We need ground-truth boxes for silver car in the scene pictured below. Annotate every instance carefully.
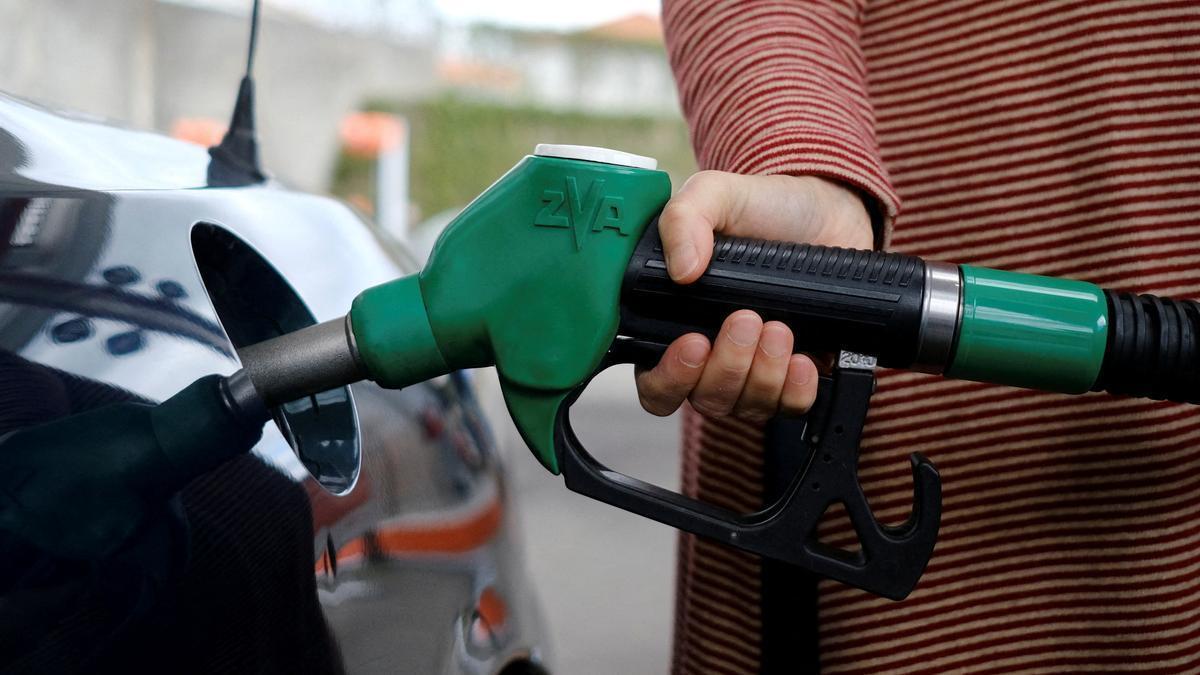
[0,92,547,674]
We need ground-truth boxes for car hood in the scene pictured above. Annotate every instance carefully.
[0,91,214,192]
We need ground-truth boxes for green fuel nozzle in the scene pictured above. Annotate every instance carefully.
[246,146,1199,463]
[121,145,1200,600]
[229,145,1200,599]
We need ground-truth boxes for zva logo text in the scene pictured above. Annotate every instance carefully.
[534,177,629,251]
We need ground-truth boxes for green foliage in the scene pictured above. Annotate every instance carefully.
[332,95,696,220]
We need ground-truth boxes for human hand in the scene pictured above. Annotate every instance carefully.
[635,171,874,423]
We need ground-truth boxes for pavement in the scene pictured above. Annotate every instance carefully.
[475,364,681,675]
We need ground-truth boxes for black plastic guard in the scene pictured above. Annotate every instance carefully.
[554,343,941,601]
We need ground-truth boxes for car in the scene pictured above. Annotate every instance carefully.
[0,89,548,674]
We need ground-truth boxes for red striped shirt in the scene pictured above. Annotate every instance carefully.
[664,0,1200,672]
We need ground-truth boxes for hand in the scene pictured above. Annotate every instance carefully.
[635,171,874,423]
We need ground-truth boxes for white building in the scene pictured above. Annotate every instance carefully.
[438,15,680,117]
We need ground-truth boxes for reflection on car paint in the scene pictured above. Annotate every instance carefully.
[105,329,144,355]
[49,316,92,343]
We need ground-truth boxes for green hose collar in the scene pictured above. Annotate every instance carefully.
[947,266,1108,394]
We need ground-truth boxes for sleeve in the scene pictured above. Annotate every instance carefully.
[662,0,899,245]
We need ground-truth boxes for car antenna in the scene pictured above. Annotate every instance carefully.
[208,0,266,186]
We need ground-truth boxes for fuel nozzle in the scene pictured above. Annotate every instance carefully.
[199,146,1200,601]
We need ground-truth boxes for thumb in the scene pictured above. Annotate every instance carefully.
[657,171,745,284]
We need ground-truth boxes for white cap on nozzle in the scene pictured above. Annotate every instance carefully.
[533,144,658,171]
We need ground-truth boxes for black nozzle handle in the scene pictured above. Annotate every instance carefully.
[620,219,932,369]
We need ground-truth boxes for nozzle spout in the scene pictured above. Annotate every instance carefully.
[237,315,366,406]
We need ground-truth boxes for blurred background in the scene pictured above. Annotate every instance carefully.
[0,1,694,671]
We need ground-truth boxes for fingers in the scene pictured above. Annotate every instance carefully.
[688,310,763,418]
[634,314,821,421]
[658,171,742,283]
[731,321,793,422]
[780,354,819,416]
[635,334,710,416]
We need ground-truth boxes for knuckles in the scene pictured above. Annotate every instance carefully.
[688,394,736,418]
[638,395,679,417]
[687,399,729,419]
[680,169,726,192]
[733,409,774,425]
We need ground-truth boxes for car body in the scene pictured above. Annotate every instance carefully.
[0,92,547,674]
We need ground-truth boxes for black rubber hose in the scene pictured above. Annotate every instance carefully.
[1093,290,1200,403]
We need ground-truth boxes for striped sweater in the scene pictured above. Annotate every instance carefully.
[663,1,1200,672]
